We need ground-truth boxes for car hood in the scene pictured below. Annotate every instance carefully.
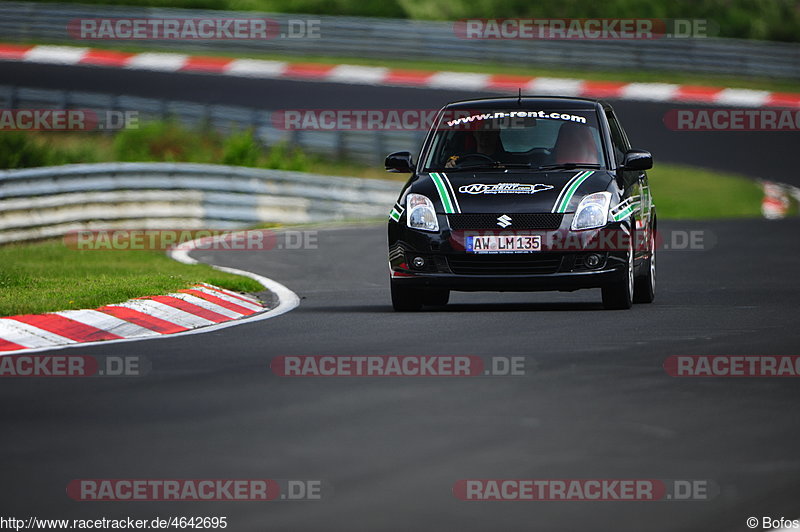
[413,170,613,214]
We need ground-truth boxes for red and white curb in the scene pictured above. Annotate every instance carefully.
[0,233,300,354]
[1,43,798,109]
[761,180,800,219]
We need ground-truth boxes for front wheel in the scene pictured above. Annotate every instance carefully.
[602,237,634,310]
[391,281,424,311]
[633,228,656,304]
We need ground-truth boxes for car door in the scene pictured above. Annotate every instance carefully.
[606,109,651,260]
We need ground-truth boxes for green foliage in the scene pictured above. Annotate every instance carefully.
[0,119,322,173]
[222,129,262,166]
[0,133,51,169]
[264,142,313,171]
[113,120,221,162]
[0,132,96,169]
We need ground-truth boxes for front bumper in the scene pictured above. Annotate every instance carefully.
[390,268,625,292]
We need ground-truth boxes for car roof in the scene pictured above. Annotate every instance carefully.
[444,96,606,111]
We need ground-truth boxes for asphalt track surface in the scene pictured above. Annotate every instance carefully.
[1,61,800,531]
[3,219,800,531]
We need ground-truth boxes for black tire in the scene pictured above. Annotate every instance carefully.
[391,281,424,311]
[423,289,450,306]
[633,225,656,304]
[602,233,634,310]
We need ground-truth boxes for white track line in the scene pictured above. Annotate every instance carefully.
[24,45,88,64]
[426,71,490,90]
[527,77,584,96]
[327,64,389,85]
[224,58,287,77]
[714,88,771,107]
[620,83,680,102]
[125,52,188,71]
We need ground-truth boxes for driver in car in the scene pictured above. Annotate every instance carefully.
[444,127,508,168]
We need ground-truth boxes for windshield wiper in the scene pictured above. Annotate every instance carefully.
[537,163,602,171]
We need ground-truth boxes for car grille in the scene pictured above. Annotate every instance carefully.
[447,213,563,231]
[447,253,563,275]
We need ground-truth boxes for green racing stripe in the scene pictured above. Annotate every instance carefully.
[553,171,594,213]
[430,172,457,214]
[610,206,634,222]
[610,196,641,222]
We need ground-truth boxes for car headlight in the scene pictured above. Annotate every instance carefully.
[406,193,439,232]
[571,192,612,231]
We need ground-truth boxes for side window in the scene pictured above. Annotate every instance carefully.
[605,111,630,167]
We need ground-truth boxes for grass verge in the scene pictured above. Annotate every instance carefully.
[0,240,264,316]
[648,164,762,219]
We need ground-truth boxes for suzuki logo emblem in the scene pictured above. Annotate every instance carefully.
[496,215,512,228]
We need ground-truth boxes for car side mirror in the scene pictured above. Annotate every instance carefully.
[385,151,415,173]
[622,149,653,171]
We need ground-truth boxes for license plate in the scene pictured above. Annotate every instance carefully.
[466,235,541,253]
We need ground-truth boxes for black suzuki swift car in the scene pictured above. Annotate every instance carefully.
[386,96,656,311]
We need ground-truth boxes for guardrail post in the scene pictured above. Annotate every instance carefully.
[160,99,169,121]
[60,89,71,111]
[335,130,345,160]
[8,86,18,110]
[374,131,386,167]
[202,103,212,130]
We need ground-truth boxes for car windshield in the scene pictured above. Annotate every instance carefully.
[422,108,605,172]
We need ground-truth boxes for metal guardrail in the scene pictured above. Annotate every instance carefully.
[0,162,402,243]
[0,84,425,166]
[1,1,799,79]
